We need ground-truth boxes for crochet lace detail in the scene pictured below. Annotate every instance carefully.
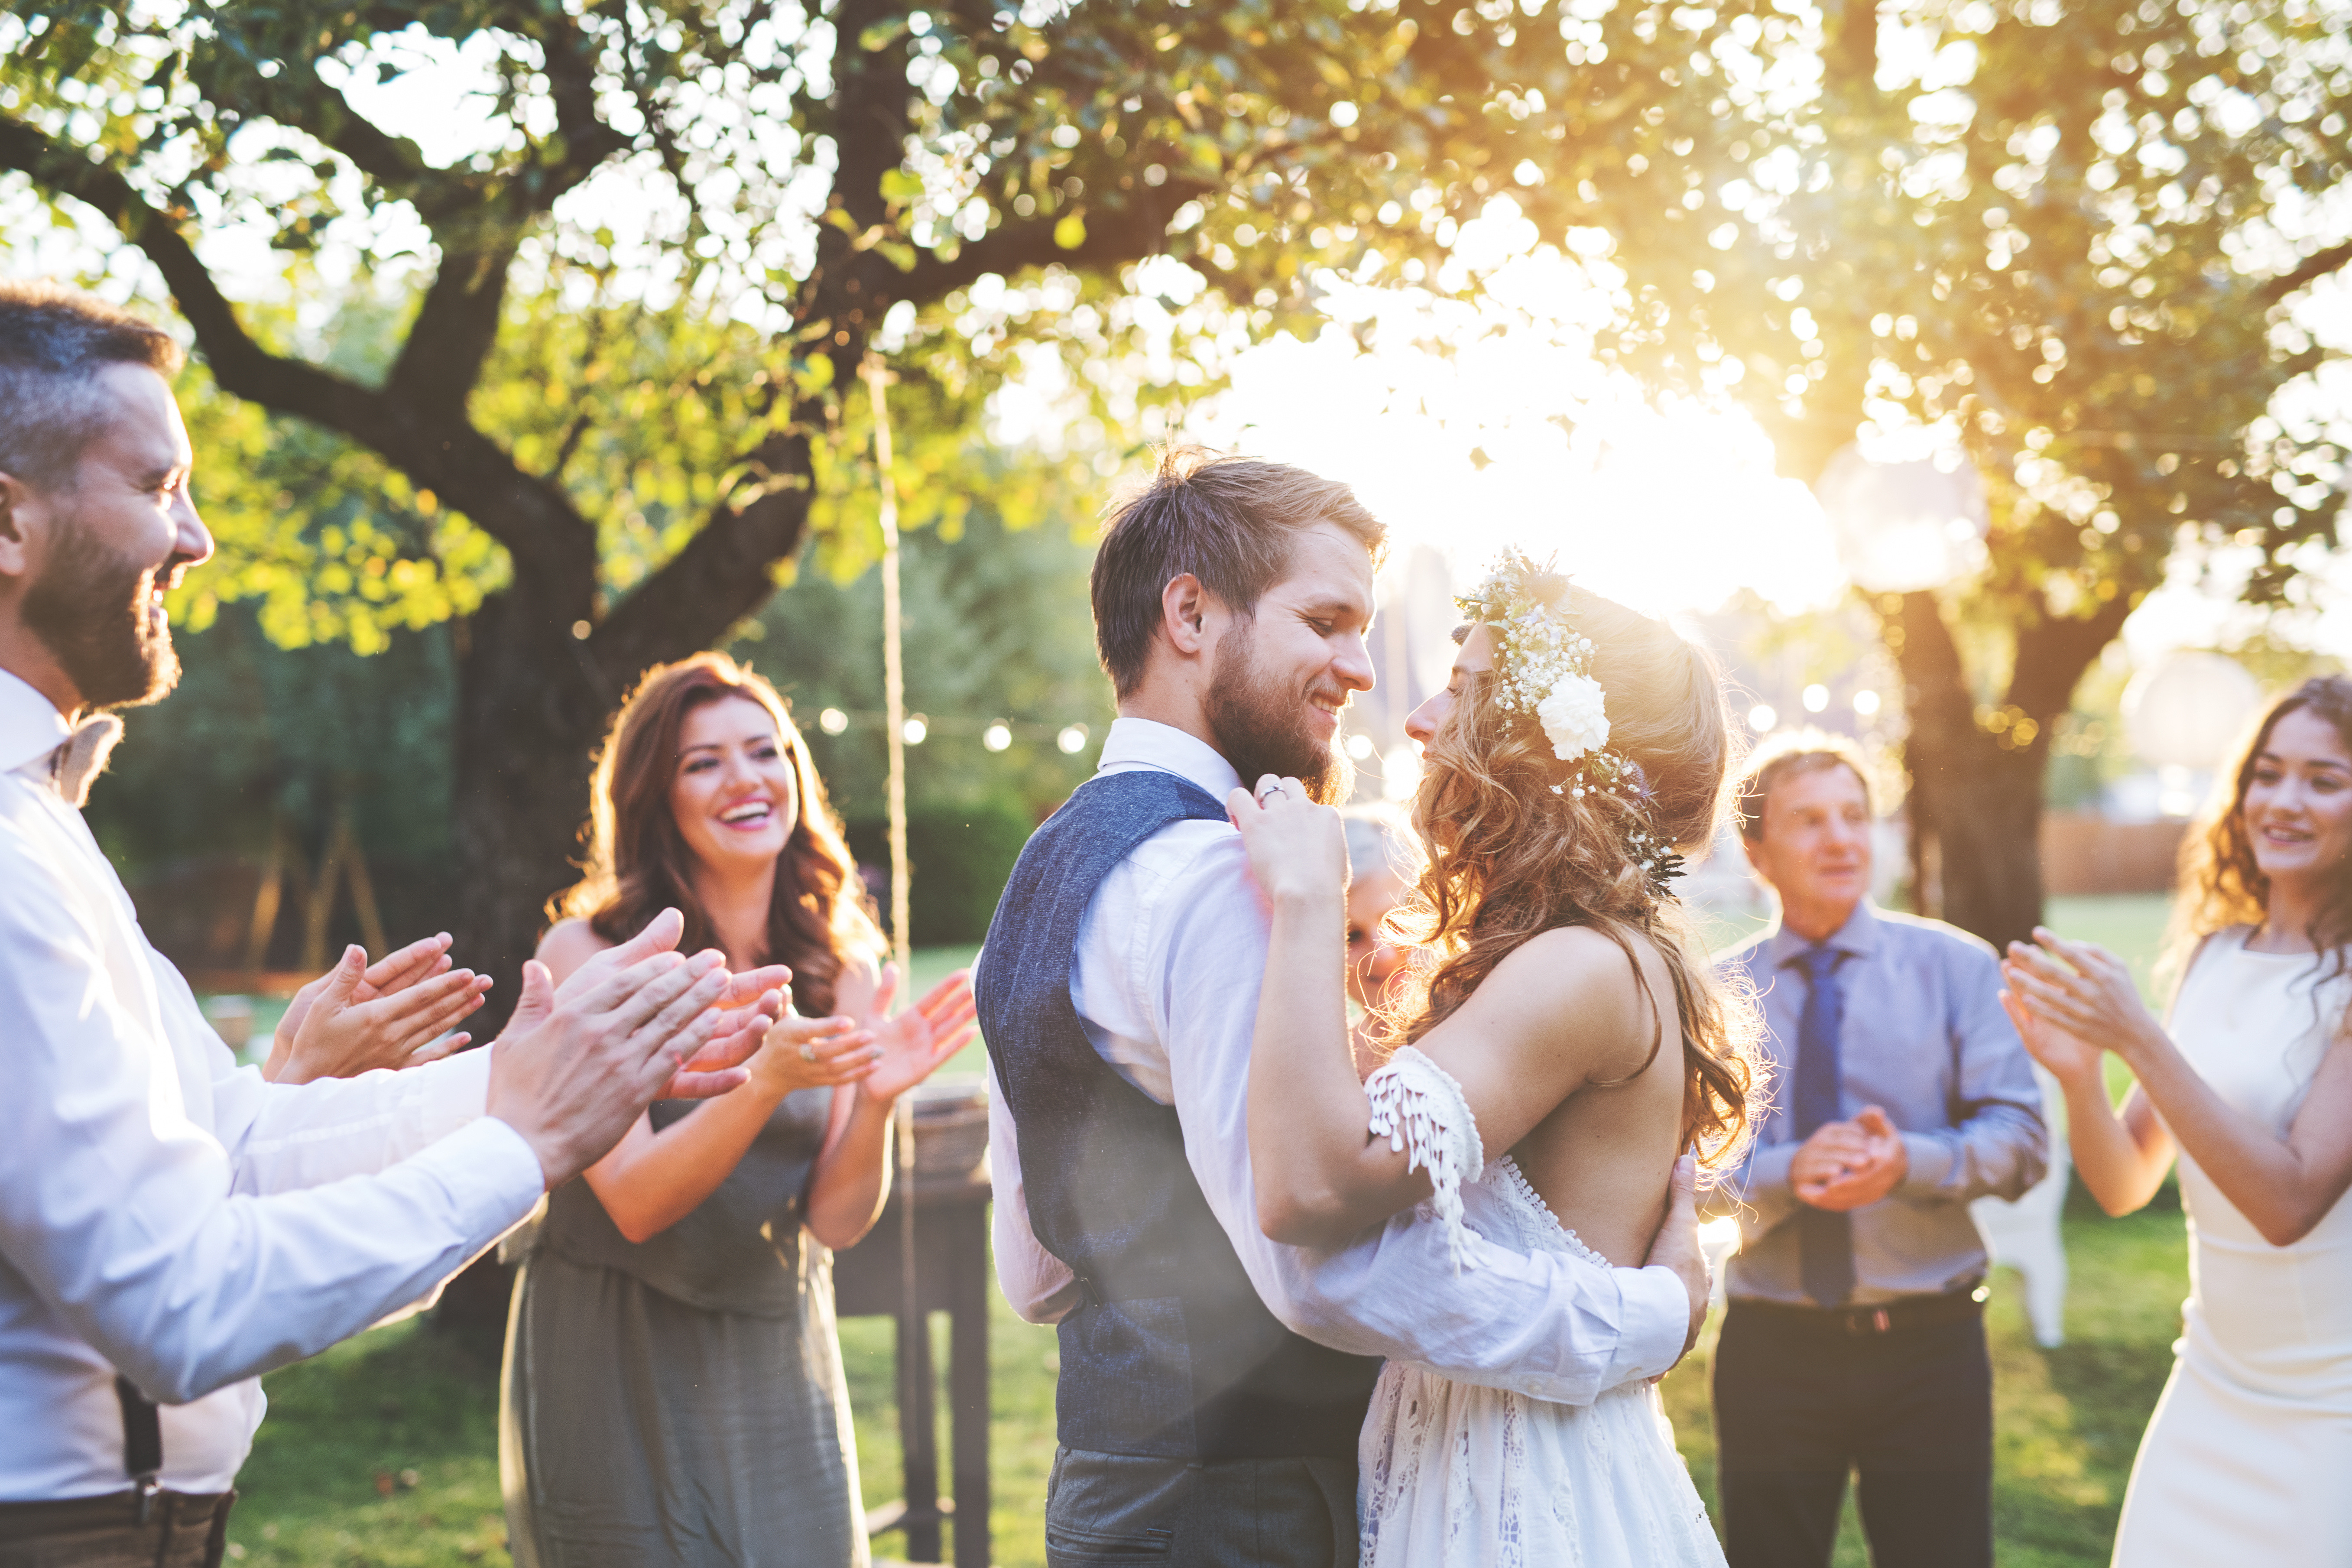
[1493,1154,1612,1269]
[1364,1046,1487,1272]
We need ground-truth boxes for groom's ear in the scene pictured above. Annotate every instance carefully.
[1161,572,1215,657]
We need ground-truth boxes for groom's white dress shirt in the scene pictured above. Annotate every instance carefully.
[0,669,547,1501]
[985,716,1688,1406]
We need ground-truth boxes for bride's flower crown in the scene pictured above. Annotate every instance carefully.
[1455,549,1686,896]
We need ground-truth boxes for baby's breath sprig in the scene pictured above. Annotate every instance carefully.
[1459,549,1685,899]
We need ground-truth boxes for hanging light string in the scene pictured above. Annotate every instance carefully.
[811,707,1094,755]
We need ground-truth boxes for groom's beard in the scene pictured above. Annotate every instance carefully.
[1204,620,1354,806]
[23,502,181,711]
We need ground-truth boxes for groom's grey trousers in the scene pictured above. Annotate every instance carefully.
[1044,1448,1356,1568]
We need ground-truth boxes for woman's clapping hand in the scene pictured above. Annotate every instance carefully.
[857,965,979,1103]
[749,974,881,1097]
[1999,927,2165,1082]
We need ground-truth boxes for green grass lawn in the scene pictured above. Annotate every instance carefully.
[225,1209,2190,1567]
[226,907,2194,1566]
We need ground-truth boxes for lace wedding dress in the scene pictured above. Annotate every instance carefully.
[1356,1049,1727,1568]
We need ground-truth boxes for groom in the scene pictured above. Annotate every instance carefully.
[977,448,1711,1567]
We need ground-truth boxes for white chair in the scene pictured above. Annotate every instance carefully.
[1969,1065,2071,1347]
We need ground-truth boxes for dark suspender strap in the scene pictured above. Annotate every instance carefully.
[116,1374,162,1502]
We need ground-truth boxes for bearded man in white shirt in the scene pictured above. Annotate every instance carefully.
[0,280,784,1565]
[975,447,1712,1567]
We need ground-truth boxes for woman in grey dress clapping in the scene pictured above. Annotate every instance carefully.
[502,652,977,1568]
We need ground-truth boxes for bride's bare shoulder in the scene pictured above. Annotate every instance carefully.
[536,916,612,987]
[1482,925,1657,1023]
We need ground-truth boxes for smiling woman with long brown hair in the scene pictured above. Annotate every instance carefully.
[2003,675,2352,1565]
[500,652,976,1568]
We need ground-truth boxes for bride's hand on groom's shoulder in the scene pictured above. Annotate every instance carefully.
[1227,774,1346,909]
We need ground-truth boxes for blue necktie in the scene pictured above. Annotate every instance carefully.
[1791,942,1856,1307]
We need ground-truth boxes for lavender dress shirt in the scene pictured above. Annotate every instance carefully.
[1706,900,2048,1306]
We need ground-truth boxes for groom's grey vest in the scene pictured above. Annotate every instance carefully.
[978,769,1382,1461]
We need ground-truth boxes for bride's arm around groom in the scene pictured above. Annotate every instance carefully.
[990,805,1707,1398]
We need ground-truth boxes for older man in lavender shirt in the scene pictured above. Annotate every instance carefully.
[1705,732,2046,1568]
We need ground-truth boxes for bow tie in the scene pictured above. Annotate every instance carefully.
[50,713,123,808]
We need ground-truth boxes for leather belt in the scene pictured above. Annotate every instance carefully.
[1732,1283,1989,1336]
[0,1489,235,1567]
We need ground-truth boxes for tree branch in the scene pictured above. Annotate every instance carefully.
[594,423,818,675]
[0,111,385,436]
[383,13,628,410]
[0,110,600,600]
[894,179,1212,305]
[2007,593,2138,720]
[2259,239,2352,305]
[384,238,522,411]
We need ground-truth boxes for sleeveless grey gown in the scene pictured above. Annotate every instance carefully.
[500,1088,867,1568]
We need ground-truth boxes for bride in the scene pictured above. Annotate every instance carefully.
[1229,552,1762,1567]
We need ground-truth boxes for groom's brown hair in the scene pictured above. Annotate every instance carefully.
[1090,446,1384,698]
[0,280,182,490]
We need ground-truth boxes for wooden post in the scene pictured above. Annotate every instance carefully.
[245,815,295,976]
[867,356,941,1559]
[865,357,913,982]
[947,1188,992,1568]
[895,1094,941,1561]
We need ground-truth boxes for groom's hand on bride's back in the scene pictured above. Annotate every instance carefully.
[1643,1154,1709,1370]
[485,909,787,1188]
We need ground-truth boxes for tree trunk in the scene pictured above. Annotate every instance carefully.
[448,591,623,1029]
[1884,589,2131,950]
[1901,698,2052,951]
[431,590,618,1337]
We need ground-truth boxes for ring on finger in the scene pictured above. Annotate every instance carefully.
[800,1041,818,1062]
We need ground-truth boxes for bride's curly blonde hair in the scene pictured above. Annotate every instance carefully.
[1377,582,1765,1172]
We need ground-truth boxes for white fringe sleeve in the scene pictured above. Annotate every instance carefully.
[1363,1046,1487,1272]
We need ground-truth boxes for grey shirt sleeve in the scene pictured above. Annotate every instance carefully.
[1898,942,2048,1205]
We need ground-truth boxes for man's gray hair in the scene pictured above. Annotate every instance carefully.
[1341,803,1419,882]
[1736,727,1878,842]
[0,280,183,491]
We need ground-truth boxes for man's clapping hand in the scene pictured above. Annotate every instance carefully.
[1792,1106,1909,1211]
[266,932,493,1084]
[486,909,786,1189]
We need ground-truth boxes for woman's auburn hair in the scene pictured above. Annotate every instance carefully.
[1377,584,1765,1173]
[2164,673,2352,1002]
[548,652,880,1018]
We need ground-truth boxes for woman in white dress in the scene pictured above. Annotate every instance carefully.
[1229,552,1763,1568]
[2000,675,2352,1568]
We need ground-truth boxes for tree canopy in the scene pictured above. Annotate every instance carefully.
[5,0,2349,957]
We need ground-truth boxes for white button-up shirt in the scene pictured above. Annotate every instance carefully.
[986,717,1687,1407]
[0,669,546,1500]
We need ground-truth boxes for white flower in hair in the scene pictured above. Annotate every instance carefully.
[1455,547,1687,899]
[1535,671,1611,763]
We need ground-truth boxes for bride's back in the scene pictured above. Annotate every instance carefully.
[1511,928,1702,1266]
